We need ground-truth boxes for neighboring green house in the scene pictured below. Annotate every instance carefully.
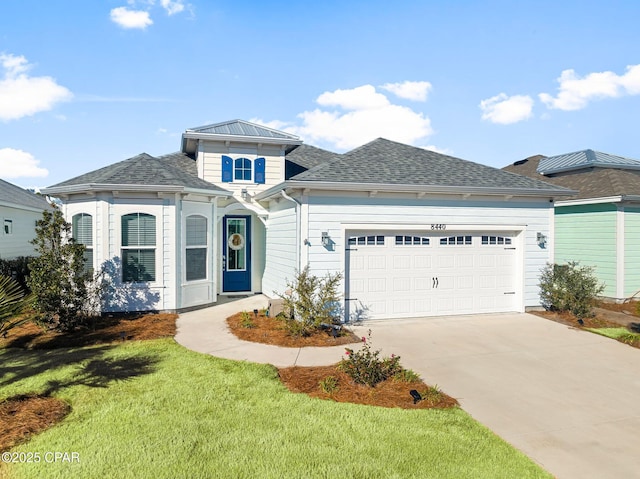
[504,149,640,300]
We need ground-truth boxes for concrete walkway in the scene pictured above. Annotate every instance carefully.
[176,296,640,479]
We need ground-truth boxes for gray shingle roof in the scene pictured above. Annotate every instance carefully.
[292,138,570,192]
[0,179,51,210]
[504,155,640,200]
[186,119,299,141]
[285,144,340,179]
[538,149,640,175]
[44,152,227,193]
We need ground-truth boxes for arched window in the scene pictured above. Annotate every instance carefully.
[234,157,252,181]
[186,215,207,281]
[121,213,156,282]
[72,213,93,273]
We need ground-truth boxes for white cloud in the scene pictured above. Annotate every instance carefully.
[479,93,534,125]
[0,54,72,121]
[110,7,153,29]
[0,148,48,178]
[316,85,390,110]
[254,84,433,151]
[160,0,185,15]
[380,81,432,101]
[421,144,453,155]
[539,64,640,110]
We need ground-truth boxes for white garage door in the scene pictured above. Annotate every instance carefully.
[346,231,518,320]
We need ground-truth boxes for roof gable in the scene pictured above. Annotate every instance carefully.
[43,152,228,195]
[538,149,640,175]
[291,138,570,193]
[0,179,51,211]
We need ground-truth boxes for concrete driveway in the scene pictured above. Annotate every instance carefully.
[359,313,640,479]
[177,298,640,479]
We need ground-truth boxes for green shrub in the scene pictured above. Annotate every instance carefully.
[539,261,604,318]
[393,368,420,383]
[240,311,255,329]
[276,266,342,337]
[27,209,97,331]
[319,376,339,394]
[0,256,32,291]
[338,330,402,387]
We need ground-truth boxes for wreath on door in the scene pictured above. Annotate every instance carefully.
[228,233,245,251]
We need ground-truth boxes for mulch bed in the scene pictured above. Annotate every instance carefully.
[0,313,177,349]
[531,303,640,349]
[279,365,458,409]
[0,395,70,453]
[226,312,360,347]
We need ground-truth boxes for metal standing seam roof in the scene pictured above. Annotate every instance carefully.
[537,149,640,175]
[185,119,300,141]
[43,152,229,194]
[0,178,52,210]
[291,138,572,192]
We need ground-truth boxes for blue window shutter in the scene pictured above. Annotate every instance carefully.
[255,157,266,184]
[222,155,233,182]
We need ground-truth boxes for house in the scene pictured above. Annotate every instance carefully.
[0,179,52,260]
[504,149,640,301]
[42,119,572,319]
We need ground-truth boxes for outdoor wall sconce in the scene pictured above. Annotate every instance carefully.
[321,231,331,247]
[537,232,547,247]
[241,188,249,201]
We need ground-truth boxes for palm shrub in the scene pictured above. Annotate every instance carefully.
[276,266,343,337]
[539,261,604,318]
[0,274,33,337]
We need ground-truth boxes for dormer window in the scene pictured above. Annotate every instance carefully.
[222,155,265,184]
[234,158,252,181]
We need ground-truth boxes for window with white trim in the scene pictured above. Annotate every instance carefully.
[440,235,472,245]
[72,213,93,273]
[121,213,156,282]
[348,235,385,246]
[3,219,12,235]
[395,235,430,245]
[186,215,207,281]
[481,235,512,245]
[234,158,252,181]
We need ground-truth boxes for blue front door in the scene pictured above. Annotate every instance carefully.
[222,215,251,292]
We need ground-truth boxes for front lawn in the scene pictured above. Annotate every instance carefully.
[0,339,550,479]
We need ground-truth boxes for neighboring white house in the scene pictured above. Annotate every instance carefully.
[0,179,52,260]
[43,120,573,319]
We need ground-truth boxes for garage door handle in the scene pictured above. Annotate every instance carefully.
[345,248,358,251]
[504,292,515,295]
[432,277,439,288]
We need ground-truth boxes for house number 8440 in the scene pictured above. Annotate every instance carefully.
[431,224,446,230]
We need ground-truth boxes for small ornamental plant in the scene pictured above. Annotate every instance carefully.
[338,330,402,387]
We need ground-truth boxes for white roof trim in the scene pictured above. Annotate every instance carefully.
[254,180,575,201]
[41,183,231,197]
[556,195,640,206]
[181,131,302,146]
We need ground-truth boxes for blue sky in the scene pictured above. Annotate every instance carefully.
[2,0,640,188]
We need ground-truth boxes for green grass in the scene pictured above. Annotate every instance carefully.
[586,327,640,344]
[1,339,551,479]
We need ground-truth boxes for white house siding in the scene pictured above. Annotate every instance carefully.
[301,193,553,312]
[624,207,640,298]
[262,200,297,298]
[180,200,217,309]
[0,205,43,259]
[65,196,174,312]
[198,141,285,198]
